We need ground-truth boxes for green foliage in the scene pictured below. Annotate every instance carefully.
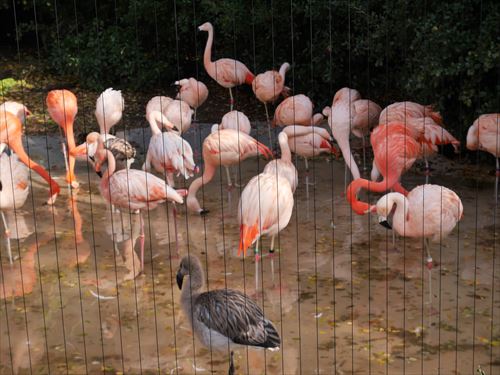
[0,78,33,96]
[2,0,499,131]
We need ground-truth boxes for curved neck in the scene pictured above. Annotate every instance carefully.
[187,162,216,212]
[389,193,409,226]
[282,125,313,138]
[279,136,292,163]
[64,122,76,150]
[347,175,400,215]
[337,139,360,180]
[103,150,116,178]
[146,111,162,135]
[203,26,214,68]
[279,63,290,80]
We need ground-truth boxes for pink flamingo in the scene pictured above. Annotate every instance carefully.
[146,96,173,119]
[199,22,255,110]
[238,171,294,288]
[46,89,80,188]
[162,99,194,134]
[466,113,500,196]
[186,129,272,214]
[347,122,422,215]
[322,87,381,180]
[252,62,290,139]
[0,101,32,122]
[273,94,323,127]
[0,111,60,205]
[174,78,209,120]
[94,147,186,272]
[376,101,459,176]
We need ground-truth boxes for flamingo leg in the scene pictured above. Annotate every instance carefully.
[1,212,12,265]
[225,166,233,188]
[269,235,275,283]
[61,142,71,192]
[139,211,145,271]
[424,238,433,305]
[254,237,260,291]
[229,88,234,111]
[264,103,272,146]
[362,135,367,172]
[173,203,179,255]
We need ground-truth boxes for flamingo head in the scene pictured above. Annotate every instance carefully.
[176,255,202,290]
[198,22,213,32]
[374,194,399,228]
[0,101,32,124]
[333,87,361,105]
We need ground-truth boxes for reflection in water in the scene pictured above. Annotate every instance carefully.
[0,148,499,374]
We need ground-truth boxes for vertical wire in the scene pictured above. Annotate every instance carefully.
[288,1,303,372]
[47,1,71,371]
[308,0,320,371]
[93,1,126,371]
[327,1,338,373]
[401,1,407,373]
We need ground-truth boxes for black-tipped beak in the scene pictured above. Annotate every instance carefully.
[176,271,184,290]
[200,208,210,216]
[95,170,103,178]
[0,180,3,191]
[173,126,180,132]
[378,216,392,229]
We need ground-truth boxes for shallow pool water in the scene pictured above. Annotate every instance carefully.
[1,124,499,374]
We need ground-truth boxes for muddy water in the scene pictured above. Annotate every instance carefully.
[1,125,499,374]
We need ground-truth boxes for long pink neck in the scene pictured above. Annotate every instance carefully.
[203,27,214,71]
[187,162,216,212]
[346,175,400,215]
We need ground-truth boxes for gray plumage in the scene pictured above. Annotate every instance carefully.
[103,137,136,170]
[176,255,280,351]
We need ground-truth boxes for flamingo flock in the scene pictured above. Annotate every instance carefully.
[1,20,498,369]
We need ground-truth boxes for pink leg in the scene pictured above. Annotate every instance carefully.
[173,204,179,254]
[139,211,145,271]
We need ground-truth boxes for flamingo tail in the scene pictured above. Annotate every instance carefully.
[255,141,273,159]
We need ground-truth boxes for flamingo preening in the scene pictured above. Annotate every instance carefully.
[347,122,422,215]
[94,146,186,272]
[46,89,79,188]
[186,128,272,214]
[175,78,209,120]
[322,87,381,181]
[199,22,254,111]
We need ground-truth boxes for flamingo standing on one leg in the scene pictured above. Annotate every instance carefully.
[199,22,255,111]
[322,87,381,181]
[346,122,423,215]
[466,113,500,198]
[252,62,291,140]
[273,94,323,127]
[174,78,209,120]
[187,129,272,215]
[372,184,463,301]
[0,111,60,204]
[94,147,186,273]
[46,89,80,189]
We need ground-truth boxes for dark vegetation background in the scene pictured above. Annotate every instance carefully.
[0,0,499,140]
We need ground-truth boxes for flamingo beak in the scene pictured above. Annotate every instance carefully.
[0,180,3,191]
[72,142,88,157]
[176,271,184,290]
[378,215,392,229]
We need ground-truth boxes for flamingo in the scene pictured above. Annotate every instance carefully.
[186,129,272,214]
[0,111,60,205]
[238,172,294,288]
[199,22,255,110]
[174,78,209,120]
[346,122,422,215]
[143,110,197,186]
[373,184,463,301]
[466,113,500,197]
[322,87,382,181]
[94,146,186,272]
[146,95,173,118]
[73,88,136,170]
[211,110,252,187]
[272,94,323,127]
[0,101,32,123]
[46,89,80,188]
[376,101,460,176]
[252,62,291,140]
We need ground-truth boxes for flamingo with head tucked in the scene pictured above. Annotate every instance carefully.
[347,122,422,215]
[174,78,208,120]
[273,94,323,127]
[322,87,381,181]
[46,89,80,188]
[0,110,60,205]
[199,22,254,111]
[187,129,272,214]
